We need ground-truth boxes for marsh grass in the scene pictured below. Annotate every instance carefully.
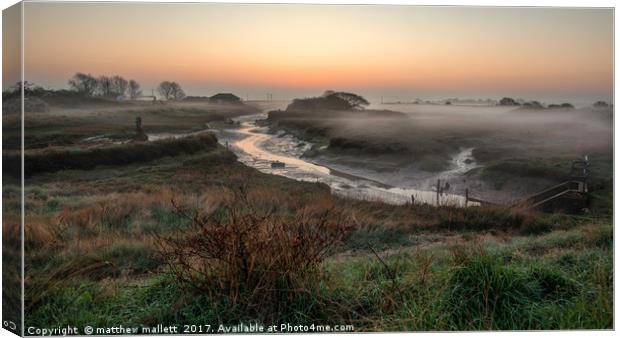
[5,134,218,178]
[13,135,611,331]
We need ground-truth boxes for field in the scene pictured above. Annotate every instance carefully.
[2,96,613,332]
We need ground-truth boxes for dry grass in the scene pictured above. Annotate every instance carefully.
[3,214,21,244]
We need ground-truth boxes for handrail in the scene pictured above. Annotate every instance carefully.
[521,181,583,205]
[466,180,586,210]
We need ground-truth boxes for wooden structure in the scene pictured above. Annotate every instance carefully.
[465,156,590,212]
[271,161,285,169]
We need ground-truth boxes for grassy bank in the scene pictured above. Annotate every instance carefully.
[6,137,610,331]
[2,99,259,150]
[1,99,611,332]
[4,134,218,178]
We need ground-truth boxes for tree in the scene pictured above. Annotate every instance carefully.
[499,97,519,106]
[593,101,609,108]
[320,90,369,109]
[68,72,98,96]
[97,75,113,97]
[111,75,129,97]
[157,81,185,100]
[287,91,369,111]
[128,80,142,99]
[522,101,543,109]
[330,91,370,109]
[322,90,336,97]
[3,81,45,100]
[10,81,34,93]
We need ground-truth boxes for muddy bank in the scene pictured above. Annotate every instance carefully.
[219,114,478,206]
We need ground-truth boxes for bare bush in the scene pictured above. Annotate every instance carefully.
[156,186,353,318]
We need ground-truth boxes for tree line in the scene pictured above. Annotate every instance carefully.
[499,97,575,109]
[68,72,185,100]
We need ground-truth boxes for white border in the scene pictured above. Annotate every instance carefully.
[0,1,616,338]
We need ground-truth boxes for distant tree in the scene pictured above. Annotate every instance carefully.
[522,101,543,109]
[97,75,114,97]
[111,75,129,97]
[157,81,174,100]
[157,81,185,100]
[499,97,519,106]
[9,81,34,93]
[287,91,369,111]
[2,81,43,100]
[322,90,336,97]
[5,81,47,96]
[68,72,98,96]
[330,92,370,109]
[593,101,609,108]
[128,80,142,99]
[320,90,370,109]
[560,103,574,109]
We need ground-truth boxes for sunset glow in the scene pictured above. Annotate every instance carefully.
[16,3,613,103]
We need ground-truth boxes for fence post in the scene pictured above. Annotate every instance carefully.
[465,188,469,207]
[436,179,440,206]
[411,195,415,206]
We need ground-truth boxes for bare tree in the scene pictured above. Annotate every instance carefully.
[111,75,129,97]
[157,81,185,100]
[499,97,520,106]
[97,76,114,97]
[68,73,98,96]
[128,79,142,99]
[157,81,174,100]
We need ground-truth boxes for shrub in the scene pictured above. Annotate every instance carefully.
[156,186,353,321]
[4,134,218,178]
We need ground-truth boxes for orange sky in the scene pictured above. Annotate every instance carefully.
[8,3,614,103]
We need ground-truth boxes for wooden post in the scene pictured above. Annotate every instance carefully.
[411,195,415,206]
[465,188,469,207]
[436,179,440,206]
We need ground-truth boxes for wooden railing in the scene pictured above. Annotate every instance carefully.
[518,181,584,208]
[465,156,589,210]
[465,180,586,210]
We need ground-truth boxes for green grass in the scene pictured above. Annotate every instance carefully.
[346,225,411,251]
[5,134,218,178]
[25,240,613,332]
[24,217,613,331]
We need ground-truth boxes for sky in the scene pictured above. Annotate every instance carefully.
[6,2,614,105]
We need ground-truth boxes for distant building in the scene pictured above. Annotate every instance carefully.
[183,96,211,102]
[209,93,242,104]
